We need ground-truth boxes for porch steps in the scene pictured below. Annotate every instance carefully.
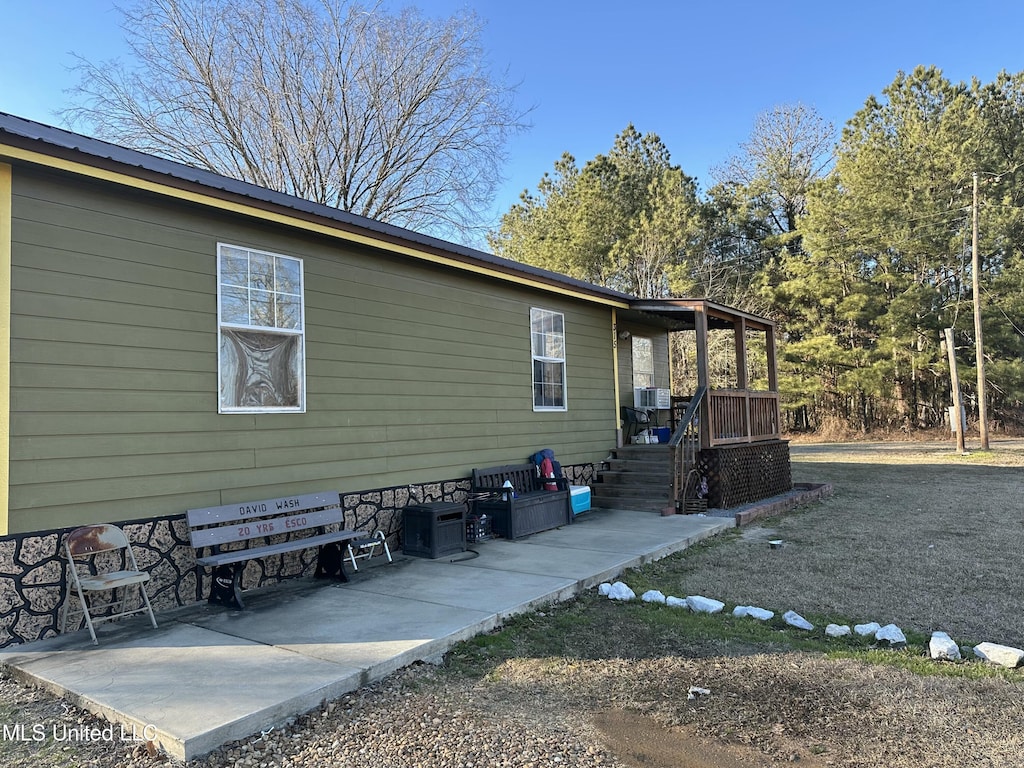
[593,444,674,512]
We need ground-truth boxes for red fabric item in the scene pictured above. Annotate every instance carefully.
[541,457,558,491]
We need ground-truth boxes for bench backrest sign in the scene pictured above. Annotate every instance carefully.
[187,492,343,549]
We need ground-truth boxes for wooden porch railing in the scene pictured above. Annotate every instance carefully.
[707,389,781,446]
[666,387,781,510]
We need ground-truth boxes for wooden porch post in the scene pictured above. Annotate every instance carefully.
[733,317,748,390]
[694,303,711,450]
[766,321,781,437]
[766,322,779,391]
[734,317,750,441]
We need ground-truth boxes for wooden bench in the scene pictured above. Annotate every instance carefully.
[187,491,361,609]
[471,463,571,540]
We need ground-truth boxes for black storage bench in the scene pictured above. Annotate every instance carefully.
[471,463,571,540]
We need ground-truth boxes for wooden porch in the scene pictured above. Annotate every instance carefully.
[609,299,791,511]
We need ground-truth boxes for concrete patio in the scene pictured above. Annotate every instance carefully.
[0,508,732,761]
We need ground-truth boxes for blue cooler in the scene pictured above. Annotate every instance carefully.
[569,485,591,515]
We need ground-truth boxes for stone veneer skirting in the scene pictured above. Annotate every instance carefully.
[0,464,596,648]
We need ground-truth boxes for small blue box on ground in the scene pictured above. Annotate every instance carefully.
[570,485,591,515]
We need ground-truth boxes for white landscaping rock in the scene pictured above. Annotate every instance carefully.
[929,631,962,661]
[973,642,1024,669]
[641,589,667,604]
[598,582,611,596]
[826,624,852,638]
[854,622,881,637]
[686,595,725,614]
[733,605,774,621]
[666,596,688,609]
[783,610,814,630]
[875,624,907,648]
[606,582,636,601]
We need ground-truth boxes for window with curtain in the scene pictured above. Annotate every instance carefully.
[217,244,305,413]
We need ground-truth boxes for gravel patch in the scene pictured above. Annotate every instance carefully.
[4,648,1024,768]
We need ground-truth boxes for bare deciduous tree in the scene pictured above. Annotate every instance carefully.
[63,0,526,237]
[713,103,836,235]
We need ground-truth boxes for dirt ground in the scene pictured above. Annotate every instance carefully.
[2,440,1023,767]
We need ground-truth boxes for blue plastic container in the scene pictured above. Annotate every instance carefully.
[569,485,591,515]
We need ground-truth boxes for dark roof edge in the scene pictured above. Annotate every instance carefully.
[0,111,634,304]
[629,298,775,327]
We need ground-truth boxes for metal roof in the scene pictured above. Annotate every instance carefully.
[0,111,635,305]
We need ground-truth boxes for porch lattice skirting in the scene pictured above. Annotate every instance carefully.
[696,440,792,509]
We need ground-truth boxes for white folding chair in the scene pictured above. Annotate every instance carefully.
[345,530,393,572]
[60,524,158,645]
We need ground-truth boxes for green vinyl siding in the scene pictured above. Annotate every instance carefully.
[0,163,10,536]
[7,167,615,533]
[616,326,671,408]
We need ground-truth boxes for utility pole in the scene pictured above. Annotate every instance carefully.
[972,172,990,450]
[944,327,966,455]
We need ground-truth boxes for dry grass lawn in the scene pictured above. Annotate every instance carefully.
[672,439,1024,647]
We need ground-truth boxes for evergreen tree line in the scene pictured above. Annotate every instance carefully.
[489,66,1024,436]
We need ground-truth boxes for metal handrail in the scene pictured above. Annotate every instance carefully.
[668,386,706,447]
[668,386,706,510]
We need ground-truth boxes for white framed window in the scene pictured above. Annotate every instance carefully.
[217,243,306,413]
[530,307,566,411]
[632,336,654,389]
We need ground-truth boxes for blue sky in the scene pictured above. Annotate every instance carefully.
[3,1,1024,237]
